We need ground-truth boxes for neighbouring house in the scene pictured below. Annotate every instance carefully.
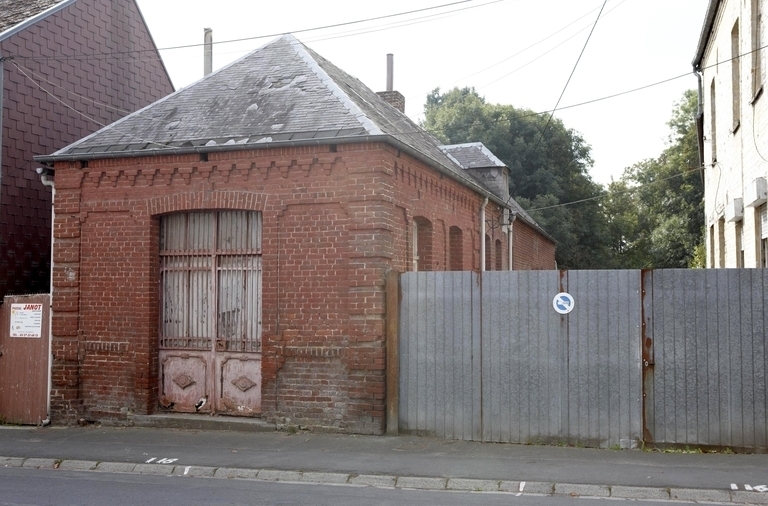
[694,0,768,268]
[35,34,555,433]
[0,0,174,300]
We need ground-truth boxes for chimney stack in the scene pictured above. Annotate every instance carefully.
[204,28,212,76]
[377,53,405,113]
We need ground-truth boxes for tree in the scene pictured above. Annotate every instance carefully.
[603,90,703,268]
[422,87,612,269]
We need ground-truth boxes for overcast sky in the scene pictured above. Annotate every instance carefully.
[134,0,709,186]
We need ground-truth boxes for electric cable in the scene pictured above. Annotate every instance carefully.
[524,163,703,212]
[8,0,488,62]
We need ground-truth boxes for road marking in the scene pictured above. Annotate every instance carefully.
[516,481,526,496]
[145,457,178,464]
[184,466,191,475]
[739,484,768,492]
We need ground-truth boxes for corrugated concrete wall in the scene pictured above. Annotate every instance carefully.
[645,269,768,450]
[399,269,768,450]
[399,272,481,440]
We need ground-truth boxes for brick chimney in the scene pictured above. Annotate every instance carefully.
[377,53,405,113]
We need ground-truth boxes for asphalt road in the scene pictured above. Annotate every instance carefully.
[0,467,710,506]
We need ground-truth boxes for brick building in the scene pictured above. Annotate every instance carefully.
[0,0,174,300]
[694,0,768,267]
[36,35,555,433]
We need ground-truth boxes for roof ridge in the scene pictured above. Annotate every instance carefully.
[287,36,383,137]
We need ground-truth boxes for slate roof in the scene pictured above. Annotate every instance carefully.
[440,142,506,170]
[0,0,68,37]
[39,35,513,203]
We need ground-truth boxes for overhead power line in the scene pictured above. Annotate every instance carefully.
[9,0,487,62]
[526,0,608,162]
[524,164,703,213]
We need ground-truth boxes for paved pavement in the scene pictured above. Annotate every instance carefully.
[1,415,767,503]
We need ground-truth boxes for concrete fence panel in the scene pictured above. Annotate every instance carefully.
[398,268,767,450]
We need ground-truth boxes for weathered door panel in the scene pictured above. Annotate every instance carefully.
[159,352,210,413]
[0,294,50,425]
[217,354,261,415]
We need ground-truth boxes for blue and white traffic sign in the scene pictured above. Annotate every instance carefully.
[552,292,574,314]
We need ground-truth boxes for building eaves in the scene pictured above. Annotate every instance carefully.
[0,0,75,42]
[692,0,722,69]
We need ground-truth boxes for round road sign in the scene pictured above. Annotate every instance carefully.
[553,292,574,314]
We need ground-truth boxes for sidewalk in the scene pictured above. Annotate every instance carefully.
[1,416,767,503]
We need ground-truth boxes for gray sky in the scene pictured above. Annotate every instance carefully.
[135,0,709,186]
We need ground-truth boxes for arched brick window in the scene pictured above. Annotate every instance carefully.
[449,226,463,271]
[157,210,263,415]
[413,217,433,271]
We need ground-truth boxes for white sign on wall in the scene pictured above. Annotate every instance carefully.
[552,292,575,315]
[10,303,43,338]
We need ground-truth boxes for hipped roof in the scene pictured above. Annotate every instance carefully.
[38,34,523,209]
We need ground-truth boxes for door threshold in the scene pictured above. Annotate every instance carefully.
[131,413,275,433]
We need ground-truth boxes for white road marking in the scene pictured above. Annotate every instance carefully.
[731,484,738,490]
[184,466,191,475]
[516,481,526,496]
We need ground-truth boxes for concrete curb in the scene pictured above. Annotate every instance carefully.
[4,455,768,503]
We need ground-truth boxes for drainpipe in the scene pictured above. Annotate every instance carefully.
[36,167,54,426]
[693,66,706,178]
[480,197,488,271]
[507,212,517,270]
[694,67,704,117]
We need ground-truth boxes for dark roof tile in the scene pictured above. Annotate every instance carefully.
[41,34,540,226]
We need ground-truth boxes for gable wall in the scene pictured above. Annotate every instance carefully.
[0,0,174,300]
[48,140,554,433]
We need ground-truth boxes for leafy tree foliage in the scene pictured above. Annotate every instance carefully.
[422,87,611,268]
[604,90,703,268]
[422,87,703,270]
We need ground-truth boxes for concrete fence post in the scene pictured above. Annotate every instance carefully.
[386,269,400,435]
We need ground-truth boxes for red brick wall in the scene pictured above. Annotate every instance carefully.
[512,220,557,270]
[0,0,173,300]
[49,141,553,433]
